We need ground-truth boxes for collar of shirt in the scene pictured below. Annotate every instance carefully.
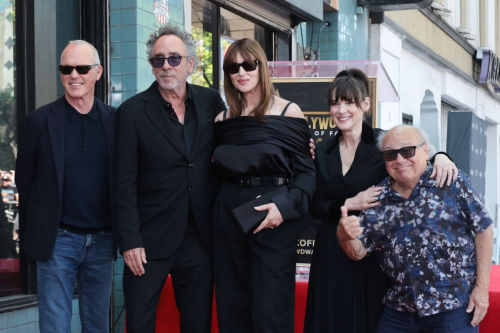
[376,163,437,202]
[65,98,99,123]
[154,81,193,110]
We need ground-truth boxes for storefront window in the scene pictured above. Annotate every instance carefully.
[191,0,215,89]
[219,8,272,97]
[0,0,19,297]
[191,0,275,97]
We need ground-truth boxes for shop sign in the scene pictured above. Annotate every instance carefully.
[154,0,169,24]
[478,49,500,93]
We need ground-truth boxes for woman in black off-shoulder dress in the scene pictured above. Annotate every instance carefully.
[212,38,315,333]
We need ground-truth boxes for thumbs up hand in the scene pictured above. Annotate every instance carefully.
[337,206,363,241]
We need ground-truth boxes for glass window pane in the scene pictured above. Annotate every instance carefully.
[0,1,20,297]
[191,0,215,89]
[219,8,273,94]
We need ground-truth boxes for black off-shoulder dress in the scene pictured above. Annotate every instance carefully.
[212,112,315,333]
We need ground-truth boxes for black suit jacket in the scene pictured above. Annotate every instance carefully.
[15,97,117,261]
[114,82,226,260]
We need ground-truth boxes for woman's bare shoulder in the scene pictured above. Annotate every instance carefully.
[283,103,304,119]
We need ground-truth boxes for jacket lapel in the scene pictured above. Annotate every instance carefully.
[189,84,208,159]
[97,100,115,189]
[325,122,377,178]
[142,84,188,158]
[325,130,344,177]
[47,97,66,201]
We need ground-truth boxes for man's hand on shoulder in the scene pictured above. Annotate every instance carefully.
[123,247,147,276]
[214,111,225,122]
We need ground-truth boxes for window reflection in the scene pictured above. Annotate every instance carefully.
[191,0,214,89]
[0,1,19,297]
[219,9,272,98]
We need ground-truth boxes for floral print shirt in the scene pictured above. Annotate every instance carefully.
[358,164,492,316]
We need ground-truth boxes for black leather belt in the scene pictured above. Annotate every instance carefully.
[225,176,288,187]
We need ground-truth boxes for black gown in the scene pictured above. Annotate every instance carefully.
[303,122,390,333]
[212,114,315,333]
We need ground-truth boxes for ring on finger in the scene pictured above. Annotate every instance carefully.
[270,226,275,229]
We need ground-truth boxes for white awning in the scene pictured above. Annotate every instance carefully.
[267,60,399,102]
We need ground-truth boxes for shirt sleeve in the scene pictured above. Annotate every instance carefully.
[271,146,316,221]
[309,165,347,220]
[455,170,493,233]
[358,210,378,254]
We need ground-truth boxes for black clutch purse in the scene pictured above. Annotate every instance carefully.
[231,186,288,234]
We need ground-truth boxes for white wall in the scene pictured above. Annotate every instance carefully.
[399,49,442,147]
[443,0,461,29]
[371,24,402,130]
[441,72,476,110]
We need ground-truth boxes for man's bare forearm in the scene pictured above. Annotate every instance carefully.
[475,225,493,290]
[339,238,367,261]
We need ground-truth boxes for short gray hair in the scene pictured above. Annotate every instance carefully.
[61,40,100,65]
[146,24,197,68]
[377,125,436,156]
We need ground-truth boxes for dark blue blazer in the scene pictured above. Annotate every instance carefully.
[15,96,117,261]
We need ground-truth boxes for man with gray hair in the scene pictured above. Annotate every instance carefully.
[16,40,116,332]
[337,125,493,332]
[115,24,226,332]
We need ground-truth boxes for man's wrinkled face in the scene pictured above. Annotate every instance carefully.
[381,127,429,186]
[151,35,194,92]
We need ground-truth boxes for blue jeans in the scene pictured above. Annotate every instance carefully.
[37,229,113,333]
[376,305,479,333]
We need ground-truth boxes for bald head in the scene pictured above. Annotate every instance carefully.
[379,125,430,188]
[60,40,100,65]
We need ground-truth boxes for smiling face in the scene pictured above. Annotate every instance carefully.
[382,126,429,187]
[60,43,102,105]
[229,52,260,95]
[329,93,369,133]
[151,34,194,93]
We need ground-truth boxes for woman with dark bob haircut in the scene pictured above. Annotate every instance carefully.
[212,38,316,333]
[303,68,458,333]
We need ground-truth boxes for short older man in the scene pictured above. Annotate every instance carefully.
[338,125,493,332]
[16,41,116,332]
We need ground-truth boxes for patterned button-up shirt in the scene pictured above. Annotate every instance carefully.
[359,164,492,317]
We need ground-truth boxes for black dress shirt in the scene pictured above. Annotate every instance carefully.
[60,100,111,233]
[154,82,198,158]
[154,83,198,226]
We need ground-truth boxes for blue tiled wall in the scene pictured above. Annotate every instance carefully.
[298,0,369,61]
[0,299,81,333]
[109,0,184,107]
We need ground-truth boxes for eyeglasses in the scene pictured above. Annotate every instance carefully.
[223,60,259,75]
[149,55,190,68]
[380,142,426,162]
[59,64,99,75]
